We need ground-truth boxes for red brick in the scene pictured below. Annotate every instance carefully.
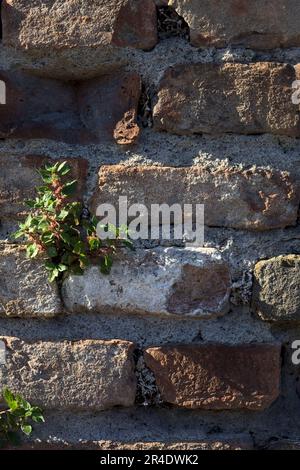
[144,344,281,410]
[91,165,299,231]
[2,0,157,51]
[169,0,300,49]
[153,62,300,137]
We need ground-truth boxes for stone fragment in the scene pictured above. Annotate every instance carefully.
[252,255,300,322]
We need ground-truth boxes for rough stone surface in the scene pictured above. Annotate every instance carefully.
[0,243,62,318]
[153,62,300,137]
[62,247,231,318]
[168,0,300,49]
[9,439,252,450]
[78,73,141,145]
[144,344,281,410]
[0,70,141,144]
[2,1,157,71]
[0,155,87,222]
[252,255,300,322]
[91,165,299,231]
[0,337,137,410]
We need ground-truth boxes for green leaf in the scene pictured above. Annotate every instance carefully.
[62,180,77,196]
[26,244,39,259]
[3,388,18,410]
[57,161,71,176]
[44,261,56,270]
[25,199,36,208]
[21,424,32,436]
[61,231,73,245]
[13,229,25,240]
[15,394,31,411]
[47,246,58,258]
[31,407,45,424]
[57,264,68,272]
[48,269,59,283]
[73,240,85,255]
[100,255,113,275]
[88,237,101,251]
[57,209,69,220]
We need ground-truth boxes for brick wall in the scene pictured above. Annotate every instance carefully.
[0,0,300,450]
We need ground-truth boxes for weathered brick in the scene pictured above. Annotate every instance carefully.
[0,155,87,222]
[168,0,300,49]
[0,337,136,410]
[91,165,299,231]
[252,255,300,322]
[144,344,281,410]
[153,62,300,137]
[0,70,141,144]
[2,1,157,68]
[62,247,231,319]
[0,244,62,318]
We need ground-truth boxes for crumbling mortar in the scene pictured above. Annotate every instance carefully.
[133,348,162,407]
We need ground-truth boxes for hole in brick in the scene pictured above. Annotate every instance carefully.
[134,349,161,406]
[157,5,190,41]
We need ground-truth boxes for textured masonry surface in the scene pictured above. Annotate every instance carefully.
[92,165,300,231]
[144,344,281,410]
[0,337,137,410]
[167,0,300,49]
[0,0,299,450]
[62,247,231,318]
[153,62,300,137]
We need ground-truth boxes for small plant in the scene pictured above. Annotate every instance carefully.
[14,161,132,282]
[0,388,44,447]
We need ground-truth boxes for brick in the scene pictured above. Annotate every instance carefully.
[144,344,281,410]
[0,243,62,318]
[168,0,300,49]
[252,255,300,322]
[62,247,231,319]
[2,1,157,60]
[0,155,87,222]
[0,337,136,410]
[0,70,141,144]
[153,62,300,137]
[91,165,299,231]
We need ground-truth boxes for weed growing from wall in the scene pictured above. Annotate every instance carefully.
[14,161,132,282]
[0,388,44,447]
